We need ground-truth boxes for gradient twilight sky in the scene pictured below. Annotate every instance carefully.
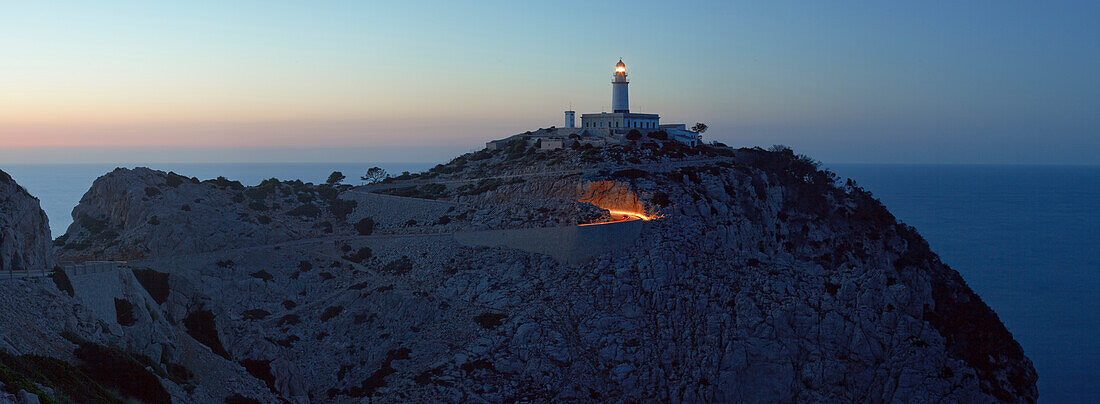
[2,1,1097,164]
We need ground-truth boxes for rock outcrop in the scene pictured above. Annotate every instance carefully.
[0,170,52,272]
[56,168,358,262]
[30,142,1038,402]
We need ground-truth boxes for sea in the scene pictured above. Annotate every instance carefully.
[2,162,1097,402]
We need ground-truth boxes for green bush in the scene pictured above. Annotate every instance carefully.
[355,218,375,235]
[646,130,668,141]
[0,350,120,404]
[329,199,358,219]
[380,256,413,275]
[287,204,321,218]
[320,306,343,322]
[474,312,506,329]
[651,191,671,207]
[72,342,170,403]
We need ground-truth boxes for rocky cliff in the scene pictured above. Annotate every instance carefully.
[5,141,1037,403]
[0,170,52,272]
[0,170,275,403]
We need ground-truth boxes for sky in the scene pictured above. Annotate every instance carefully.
[1,1,1097,165]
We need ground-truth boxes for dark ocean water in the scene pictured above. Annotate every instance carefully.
[2,162,1096,402]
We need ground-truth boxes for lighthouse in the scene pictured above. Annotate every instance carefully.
[487,58,702,151]
[612,59,629,113]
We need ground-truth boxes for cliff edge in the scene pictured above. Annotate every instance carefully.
[0,169,52,272]
[39,141,1038,402]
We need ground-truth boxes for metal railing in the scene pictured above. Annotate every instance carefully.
[57,260,128,276]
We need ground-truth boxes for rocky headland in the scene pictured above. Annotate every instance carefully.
[0,141,1037,403]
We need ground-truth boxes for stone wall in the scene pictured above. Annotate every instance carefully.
[455,219,646,264]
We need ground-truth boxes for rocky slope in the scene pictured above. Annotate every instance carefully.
[56,168,359,262]
[5,140,1037,402]
[0,170,52,272]
[0,170,275,403]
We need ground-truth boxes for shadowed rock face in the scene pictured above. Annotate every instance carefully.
[47,145,1037,403]
[577,180,649,216]
[0,169,52,271]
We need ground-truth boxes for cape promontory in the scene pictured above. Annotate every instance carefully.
[1,142,1037,402]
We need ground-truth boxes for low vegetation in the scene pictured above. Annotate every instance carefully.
[474,312,507,330]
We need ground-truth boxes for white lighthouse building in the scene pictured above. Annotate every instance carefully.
[580,60,660,131]
[487,59,700,150]
[612,59,629,113]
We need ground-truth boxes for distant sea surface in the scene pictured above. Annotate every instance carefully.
[3,162,1097,402]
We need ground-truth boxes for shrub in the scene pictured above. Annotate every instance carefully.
[356,247,372,261]
[249,270,273,281]
[202,176,242,190]
[473,312,506,329]
[320,306,343,322]
[72,342,171,403]
[360,167,389,184]
[626,129,641,140]
[0,350,120,403]
[165,363,193,383]
[647,130,668,141]
[164,172,187,187]
[380,256,413,275]
[328,199,357,219]
[287,204,321,218]
[651,191,671,207]
[326,171,346,186]
[242,309,270,320]
[277,314,300,326]
[244,187,269,200]
[355,218,375,235]
[344,246,372,264]
[77,214,110,234]
[611,169,647,179]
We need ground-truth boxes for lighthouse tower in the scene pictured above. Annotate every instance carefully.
[612,59,629,113]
